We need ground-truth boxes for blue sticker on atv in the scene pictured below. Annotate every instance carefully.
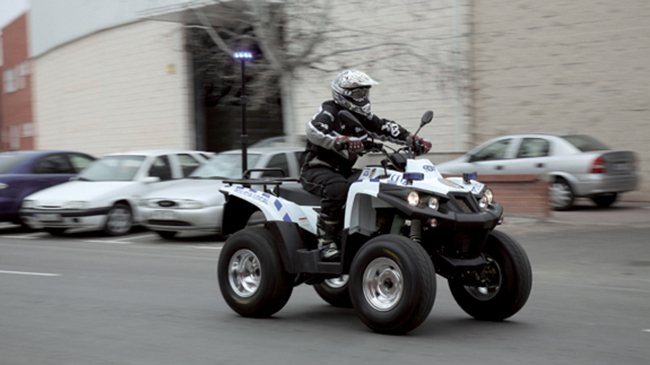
[423,165,435,172]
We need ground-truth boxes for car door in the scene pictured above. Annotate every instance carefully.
[463,137,518,174]
[504,137,553,174]
[261,152,290,178]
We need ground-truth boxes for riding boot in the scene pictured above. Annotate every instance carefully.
[317,215,339,260]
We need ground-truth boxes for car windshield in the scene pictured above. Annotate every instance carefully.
[0,154,30,174]
[190,153,261,179]
[77,155,145,181]
[561,135,610,152]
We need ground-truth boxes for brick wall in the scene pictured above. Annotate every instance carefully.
[445,174,551,218]
[1,14,34,151]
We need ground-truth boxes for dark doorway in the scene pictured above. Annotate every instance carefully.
[188,27,284,153]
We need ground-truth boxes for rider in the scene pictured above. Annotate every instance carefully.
[300,70,431,259]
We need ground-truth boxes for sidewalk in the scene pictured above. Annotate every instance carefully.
[504,199,650,227]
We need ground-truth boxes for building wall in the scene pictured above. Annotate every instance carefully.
[290,0,472,152]
[471,0,650,199]
[33,20,194,157]
[1,14,34,151]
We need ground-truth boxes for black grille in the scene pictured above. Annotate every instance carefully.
[451,194,477,213]
[147,220,191,227]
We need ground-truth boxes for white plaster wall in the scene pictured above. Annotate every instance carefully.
[33,21,193,157]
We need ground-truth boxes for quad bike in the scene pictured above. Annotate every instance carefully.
[217,110,532,334]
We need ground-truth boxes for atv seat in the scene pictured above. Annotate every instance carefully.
[277,182,322,206]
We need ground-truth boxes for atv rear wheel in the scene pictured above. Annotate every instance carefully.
[349,235,436,334]
[314,275,352,308]
[218,227,294,318]
[448,230,532,321]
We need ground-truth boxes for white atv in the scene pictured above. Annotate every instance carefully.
[217,110,532,334]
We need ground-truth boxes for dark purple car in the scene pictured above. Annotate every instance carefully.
[0,150,95,227]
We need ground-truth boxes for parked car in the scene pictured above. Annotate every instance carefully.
[20,150,212,236]
[250,135,307,148]
[436,134,639,210]
[138,147,304,239]
[0,150,96,228]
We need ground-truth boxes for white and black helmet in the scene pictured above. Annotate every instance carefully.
[331,70,378,116]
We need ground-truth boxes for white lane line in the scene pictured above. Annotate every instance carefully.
[83,240,133,245]
[0,232,46,239]
[642,329,650,333]
[0,270,61,277]
[194,246,222,250]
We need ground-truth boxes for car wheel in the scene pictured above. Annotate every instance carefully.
[104,203,133,236]
[218,227,295,318]
[44,228,67,236]
[549,177,574,211]
[349,235,436,334]
[448,230,532,321]
[591,193,617,208]
[314,275,353,308]
[155,231,177,240]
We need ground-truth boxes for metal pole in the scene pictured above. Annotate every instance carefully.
[240,59,248,176]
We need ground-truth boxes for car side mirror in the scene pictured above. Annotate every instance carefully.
[141,176,161,184]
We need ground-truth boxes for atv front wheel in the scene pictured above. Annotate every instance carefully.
[448,230,532,321]
[218,227,294,317]
[314,275,352,308]
[349,235,436,334]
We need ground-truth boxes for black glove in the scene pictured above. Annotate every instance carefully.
[335,136,363,154]
[408,135,432,156]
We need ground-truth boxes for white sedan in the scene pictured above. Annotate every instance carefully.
[20,150,212,236]
[138,147,303,239]
[436,134,639,210]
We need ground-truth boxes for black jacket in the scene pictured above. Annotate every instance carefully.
[301,101,411,173]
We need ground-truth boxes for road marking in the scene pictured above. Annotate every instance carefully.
[642,329,650,333]
[0,270,61,277]
[84,240,133,245]
[0,232,46,239]
[194,246,222,250]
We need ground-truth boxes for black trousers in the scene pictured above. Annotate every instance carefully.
[300,166,362,221]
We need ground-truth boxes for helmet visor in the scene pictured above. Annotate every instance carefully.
[345,87,370,100]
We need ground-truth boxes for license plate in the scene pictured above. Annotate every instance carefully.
[151,210,175,220]
[35,213,62,222]
[611,163,631,172]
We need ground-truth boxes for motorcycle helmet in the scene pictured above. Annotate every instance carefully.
[331,70,378,116]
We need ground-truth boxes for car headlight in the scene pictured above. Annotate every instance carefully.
[63,201,88,210]
[407,191,420,207]
[428,197,439,211]
[0,183,8,190]
[22,199,34,209]
[177,199,204,209]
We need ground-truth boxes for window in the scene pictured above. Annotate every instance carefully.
[471,139,511,161]
[177,154,201,177]
[516,138,551,158]
[262,153,289,177]
[148,155,173,181]
[33,154,75,174]
[561,135,610,152]
[68,154,95,173]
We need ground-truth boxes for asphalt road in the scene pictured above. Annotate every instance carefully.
[1,217,649,365]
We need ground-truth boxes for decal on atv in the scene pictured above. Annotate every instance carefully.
[423,165,436,172]
[438,178,464,189]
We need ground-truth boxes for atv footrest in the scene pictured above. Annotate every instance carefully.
[295,249,341,274]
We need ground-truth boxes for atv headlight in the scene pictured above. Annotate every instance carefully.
[0,183,8,190]
[428,197,439,211]
[479,195,489,210]
[484,188,494,205]
[407,191,420,207]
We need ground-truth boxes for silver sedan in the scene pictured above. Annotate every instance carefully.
[436,134,639,210]
[138,147,304,239]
